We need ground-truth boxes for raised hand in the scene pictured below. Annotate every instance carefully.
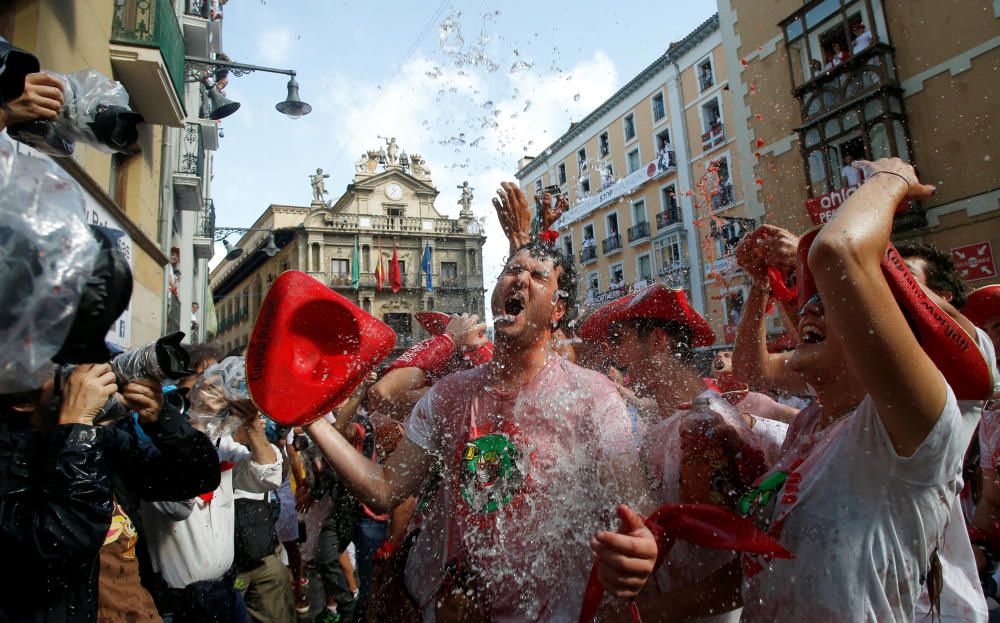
[735,224,799,282]
[541,193,568,230]
[492,181,532,251]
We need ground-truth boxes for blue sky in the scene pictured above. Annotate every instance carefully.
[211,0,718,297]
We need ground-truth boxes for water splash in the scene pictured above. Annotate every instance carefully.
[509,60,533,73]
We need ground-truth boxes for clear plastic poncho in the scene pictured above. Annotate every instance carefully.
[187,356,251,442]
[0,134,97,393]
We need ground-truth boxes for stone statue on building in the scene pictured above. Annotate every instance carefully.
[378,136,400,166]
[410,153,430,178]
[457,181,474,213]
[310,167,330,203]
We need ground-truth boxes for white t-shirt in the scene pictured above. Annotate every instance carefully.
[853,30,874,54]
[404,356,637,622]
[141,436,283,588]
[641,390,786,623]
[911,328,999,622]
[741,383,978,622]
[841,164,863,187]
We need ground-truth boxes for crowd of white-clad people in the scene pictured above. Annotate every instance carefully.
[3,34,1000,623]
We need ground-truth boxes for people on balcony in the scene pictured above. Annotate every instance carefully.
[852,22,873,55]
[809,58,823,79]
[583,234,596,250]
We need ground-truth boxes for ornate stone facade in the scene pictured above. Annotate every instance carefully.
[211,141,487,354]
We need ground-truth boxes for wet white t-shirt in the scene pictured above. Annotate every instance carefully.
[404,356,638,622]
[642,390,783,623]
[741,383,977,622]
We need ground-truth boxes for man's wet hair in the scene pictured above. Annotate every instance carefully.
[506,240,577,331]
[187,342,224,370]
[623,318,697,366]
[897,243,968,309]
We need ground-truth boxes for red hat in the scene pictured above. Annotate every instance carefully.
[414,311,451,336]
[965,285,1000,328]
[578,284,715,347]
[798,227,993,400]
[246,271,397,426]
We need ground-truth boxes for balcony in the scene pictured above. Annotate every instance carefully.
[628,221,650,243]
[330,273,354,288]
[319,213,465,235]
[580,246,598,264]
[602,234,622,255]
[193,198,215,260]
[658,263,691,290]
[110,0,185,126]
[701,123,726,151]
[656,207,681,230]
[710,183,735,211]
[173,123,204,212]
[181,1,222,59]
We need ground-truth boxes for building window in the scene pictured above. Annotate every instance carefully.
[631,199,647,224]
[637,254,653,283]
[711,157,734,210]
[534,179,543,195]
[599,132,610,157]
[652,93,666,122]
[799,92,910,197]
[580,177,591,194]
[383,313,412,339]
[577,147,588,172]
[441,261,458,286]
[386,206,404,217]
[609,263,625,290]
[599,162,615,190]
[657,184,680,229]
[782,0,884,90]
[711,216,756,257]
[331,258,350,286]
[701,98,724,151]
[581,224,597,263]
[723,289,747,329]
[698,57,715,91]
[623,113,636,142]
[586,271,600,301]
[557,163,567,184]
[655,232,685,274]
[626,148,641,174]
[563,233,573,260]
[655,129,675,168]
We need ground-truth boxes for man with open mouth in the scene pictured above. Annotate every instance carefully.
[303,238,658,621]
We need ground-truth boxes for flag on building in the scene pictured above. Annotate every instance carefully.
[421,243,433,292]
[389,241,402,293]
[374,238,383,291]
[351,236,360,289]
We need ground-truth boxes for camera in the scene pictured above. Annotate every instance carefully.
[7,69,144,157]
[109,332,194,387]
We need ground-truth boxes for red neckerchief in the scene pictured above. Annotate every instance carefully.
[197,461,235,503]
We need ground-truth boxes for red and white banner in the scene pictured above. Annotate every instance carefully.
[805,182,911,225]
[952,241,996,282]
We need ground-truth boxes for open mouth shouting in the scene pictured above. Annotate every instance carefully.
[799,321,826,344]
[495,293,525,325]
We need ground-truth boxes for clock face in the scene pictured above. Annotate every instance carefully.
[385,183,403,200]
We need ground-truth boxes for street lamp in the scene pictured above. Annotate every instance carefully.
[216,228,283,262]
[186,56,312,119]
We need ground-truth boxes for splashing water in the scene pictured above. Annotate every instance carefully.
[573,93,581,102]
[438,11,465,53]
[509,60,533,73]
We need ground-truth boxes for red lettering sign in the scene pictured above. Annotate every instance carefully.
[952,241,996,281]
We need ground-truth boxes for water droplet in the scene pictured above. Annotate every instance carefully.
[510,61,533,73]
[523,100,532,112]
[573,93,581,102]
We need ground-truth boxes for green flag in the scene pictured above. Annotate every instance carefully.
[352,236,360,289]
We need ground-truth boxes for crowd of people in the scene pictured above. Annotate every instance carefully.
[3,59,1000,623]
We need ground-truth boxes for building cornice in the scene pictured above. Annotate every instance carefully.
[515,13,720,180]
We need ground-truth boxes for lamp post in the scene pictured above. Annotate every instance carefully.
[215,227,283,261]
[186,56,313,119]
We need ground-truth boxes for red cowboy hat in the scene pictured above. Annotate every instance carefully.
[796,227,993,400]
[246,271,396,426]
[414,311,451,336]
[965,285,1000,328]
[578,284,715,347]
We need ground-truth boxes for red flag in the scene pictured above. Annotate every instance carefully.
[374,239,383,292]
[389,241,402,293]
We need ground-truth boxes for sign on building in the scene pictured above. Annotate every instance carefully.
[805,182,911,225]
[952,241,996,282]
